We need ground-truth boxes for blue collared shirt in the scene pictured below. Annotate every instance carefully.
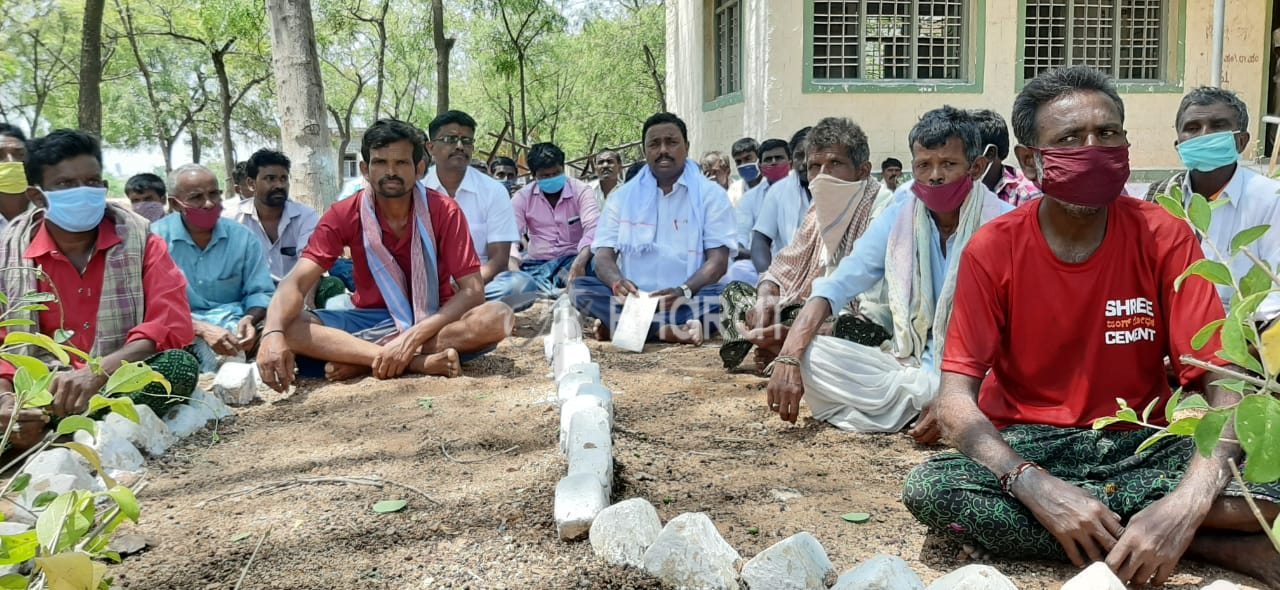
[152,214,276,313]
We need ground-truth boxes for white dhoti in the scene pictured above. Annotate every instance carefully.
[800,335,938,433]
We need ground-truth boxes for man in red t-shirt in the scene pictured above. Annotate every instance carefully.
[256,120,513,388]
[902,66,1279,589]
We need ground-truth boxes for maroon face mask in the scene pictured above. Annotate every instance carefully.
[911,175,973,213]
[761,163,790,184]
[179,201,223,231]
[1034,145,1130,208]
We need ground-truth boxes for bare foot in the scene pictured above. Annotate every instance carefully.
[657,320,703,345]
[411,348,462,378]
[753,347,777,373]
[324,361,371,382]
[1187,532,1280,588]
[960,544,992,561]
[592,319,612,342]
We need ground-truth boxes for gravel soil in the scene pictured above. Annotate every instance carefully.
[110,302,1265,589]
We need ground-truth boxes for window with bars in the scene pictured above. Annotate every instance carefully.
[1024,0,1167,82]
[712,0,741,97]
[811,0,968,82]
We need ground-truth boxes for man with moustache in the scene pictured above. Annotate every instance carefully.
[256,119,513,386]
[588,150,623,208]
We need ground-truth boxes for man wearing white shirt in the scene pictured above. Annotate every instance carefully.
[588,150,623,208]
[752,127,813,273]
[224,149,320,280]
[423,110,538,312]
[727,138,791,285]
[1147,86,1280,321]
[571,112,736,345]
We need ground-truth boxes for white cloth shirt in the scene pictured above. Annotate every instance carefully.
[734,178,771,250]
[1180,165,1280,321]
[589,178,623,209]
[424,166,520,263]
[593,175,737,292]
[727,179,747,207]
[223,197,320,280]
[753,173,810,256]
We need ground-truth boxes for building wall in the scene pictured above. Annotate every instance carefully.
[669,0,1272,174]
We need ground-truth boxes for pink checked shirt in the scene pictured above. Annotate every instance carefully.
[995,164,1043,207]
[510,176,600,261]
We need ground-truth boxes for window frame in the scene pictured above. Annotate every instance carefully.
[705,0,744,108]
[803,0,986,94]
[1016,0,1186,93]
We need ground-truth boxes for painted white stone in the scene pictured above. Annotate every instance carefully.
[556,363,602,404]
[576,384,613,422]
[553,341,592,381]
[552,315,583,345]
[18,449,104,515]
[588,498,663,568]
[554,473,608,541]
[553,304,580,325]
[741,531,835,590]
[560,395,608,455]
[105,405,175,456]
[73,421,144,472]
[567,406,613,492]
[926,565,1017,590]
[642,512,742,590]
[544,335,555,363]
[212,362,258,406]
[191,388,234,420]
[1200,582,1241,590]
[1061,562,1124,590]
[832,555,925,590]
[162,401,215,438]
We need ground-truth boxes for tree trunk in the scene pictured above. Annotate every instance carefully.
[431,0,453,114]
[191,126,201,163]
[372,0,388,118]
[266,0,337,209]
[77,0,105,137]
[212,45,236,180]
[517,50,528,144]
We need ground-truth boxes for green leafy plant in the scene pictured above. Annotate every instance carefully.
[0,288,168,589]
[1095,185,1280,554]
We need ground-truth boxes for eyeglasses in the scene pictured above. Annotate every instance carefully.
[433,135,476,146]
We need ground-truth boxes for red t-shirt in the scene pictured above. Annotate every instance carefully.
[942,197,1226,430]
[302,189,482,310]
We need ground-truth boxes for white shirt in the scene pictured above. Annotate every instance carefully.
[727,179,748,207]
[753,173,810,256]
[593,175,737,292]
[734,178,771,250]
[589,178,623,209]
[1180,165,1280,321]
[223,197,320,280]
[424,166,520,263]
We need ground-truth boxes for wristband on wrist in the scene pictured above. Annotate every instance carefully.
[612,281,624,296]
[999,461,1043,497]
[261,329,286,340]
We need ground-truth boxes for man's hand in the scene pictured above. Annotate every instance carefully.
[908,402,941,444]
[612,279,640,299]
[568,255,591,282]
[746,294,781,331]
[197,322,240,356]
[0,394,49,449]
[1105,494,1201,587]
[766,364,805,423]
[235,316,258,350]
[1015,470,1123,567]
[372,330,421,379]
[49,367,108,417]
[650,288,686,311]
[256,331,296,393]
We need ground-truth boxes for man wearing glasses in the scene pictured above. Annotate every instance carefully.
[153,163,276,372]
[423,111,538,312]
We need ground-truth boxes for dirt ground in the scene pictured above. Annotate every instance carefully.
[111,302,1266,590]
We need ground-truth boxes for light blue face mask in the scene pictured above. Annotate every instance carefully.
[537,174,567,194]
[42,186,107,232]
[1176,131,1241,172]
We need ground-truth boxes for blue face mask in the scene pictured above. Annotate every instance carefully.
[1176,131,1241,172]
[537,174,567,194]
[42,186,107,232]
[737,163,761,183]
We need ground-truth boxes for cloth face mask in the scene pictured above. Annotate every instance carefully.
[42,186,107,232]
[737,163,761,183]
[0,162,26,194]
[761,163,790,184]
[1176,131,1241,173]
[912,175,973,213]
[132,200,167,222]
[537,174,567,194]
[1033,144,1130,209]
[179,201,223,231]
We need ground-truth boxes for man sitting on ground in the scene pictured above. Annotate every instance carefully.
[0,124,31,236]
[0,130,197,449]
[510,142,599,296]
[153,164,276,372]
[880,158,903,192]
[124,173,168,222]
[1147,86,1280,320]
[589,150,623,208]
[766,107,1011,436]
[902,66,1280,589]
[752,127,813,273]
[971,109,1042,206]
[726,138,791,286]
[423,110,538,311]
[719,117,887,371]
[727,137,761,207]
[256,119,513,388]
[570,112,735,345]
[489,156,520,194]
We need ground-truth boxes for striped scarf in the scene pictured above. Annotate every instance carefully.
[359,183,439,334]
[0,203,147,361]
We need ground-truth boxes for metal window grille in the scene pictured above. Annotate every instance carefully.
[714,0,741,96]
[811,0,967,82]
[1023,0,1166,82]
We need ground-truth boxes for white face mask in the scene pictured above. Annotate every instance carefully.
[979,143,999,181]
